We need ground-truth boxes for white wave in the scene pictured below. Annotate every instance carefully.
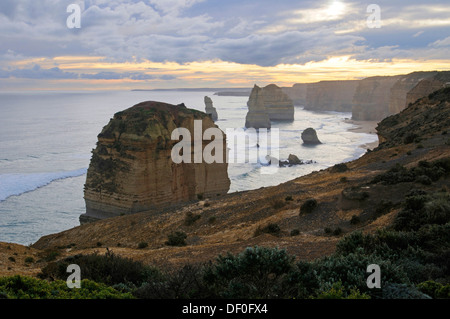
[0,168,87,202]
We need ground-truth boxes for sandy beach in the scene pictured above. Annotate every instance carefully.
[344,119,380,150]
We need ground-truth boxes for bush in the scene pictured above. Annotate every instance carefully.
[331,163,349,173]
[285,195,293,201]
[184,212,201,226]
[290,229,300,236]
[203,246,296,298]
[0,275,133,299]
[166,231,187,247]
[39,249,159,287]
[350,215,361,225]
[271,199,286,209]
[137,242,148,249]
[300,198,317,215]
[254,223,281,237]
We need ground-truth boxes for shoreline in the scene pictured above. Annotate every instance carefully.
[344,119,380,150]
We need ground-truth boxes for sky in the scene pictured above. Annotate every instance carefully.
[0,0,450,91]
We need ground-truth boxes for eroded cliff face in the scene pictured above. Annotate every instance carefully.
[405,72,450,106]
[81,101,230,223]
[282,83,307,106]
[305,80,359,112]
[262,84,294,121]
[352,75,403,121]
[388,71,437,115]
[245,85,271,129]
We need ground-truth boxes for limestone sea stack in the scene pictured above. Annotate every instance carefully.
[204,96,218,122]
[81,101,230,223]
[245,85,271,129]
[302,128,321,145]
[262,84,295,121]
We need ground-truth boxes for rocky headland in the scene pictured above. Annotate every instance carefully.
[81,101,230,224]
[21,87,448,274]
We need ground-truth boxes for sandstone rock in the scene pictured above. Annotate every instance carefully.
[305,80,359,112]
[405,72,450,106]
[301,128,321,145]
[262,84,294,121]
[288,154,302,165]
[352,75,403,121]
[204,96,218,121]
[388,71,437,115]
[245,85,271,129]
[81,101,230,223]
[282,83,307,106]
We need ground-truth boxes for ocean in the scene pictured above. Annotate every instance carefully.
[0,90,378,245]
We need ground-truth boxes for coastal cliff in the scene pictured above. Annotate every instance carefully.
[352,75,403,121]
[305,80,359,112]
[405,71,450,106]
[282,83,307,106]
[388,71,438,115]
[81,101,230,223]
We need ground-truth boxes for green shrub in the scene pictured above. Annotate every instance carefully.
[39,249,159,287]
[285,195,293,201]
[254,223,281,237]
[331,163,349,173]
[315,282,370,299]
[271,199,286,209]
[290,229,300,236]
[203,246,296,299]
[184,212,201,226]
[300,198,318,214]
[24,257,34,264]
[350,215,361,225]
[340,176,348,183]
[166,231,187,247]
[0,275,133,299]
[137,242,148,249]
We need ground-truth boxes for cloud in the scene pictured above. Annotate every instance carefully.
[0,64,176,81]
[6,64,78,79]
[0,0,450,71]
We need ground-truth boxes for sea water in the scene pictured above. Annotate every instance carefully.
[0,90,378,245]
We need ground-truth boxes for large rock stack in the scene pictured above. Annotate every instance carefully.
[81,101,230,223]
[245,85,272,129]
[262,84,295,121]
